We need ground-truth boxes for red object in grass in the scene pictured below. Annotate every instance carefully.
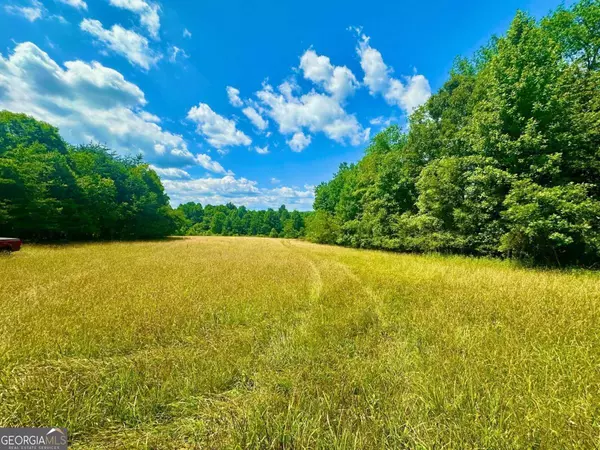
[0,238,22,252]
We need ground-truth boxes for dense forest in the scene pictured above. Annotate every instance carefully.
[176,202,308,238]
[309,0,600,266]
[0,111,180,240]
[0,111,308,241]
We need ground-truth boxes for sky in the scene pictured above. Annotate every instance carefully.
[0,0,570,210]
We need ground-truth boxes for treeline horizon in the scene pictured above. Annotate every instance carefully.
[0,110,310,241]
[175,202,309,238]
[308,0,600,266]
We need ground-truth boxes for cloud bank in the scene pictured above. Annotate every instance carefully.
[0,42,222,173]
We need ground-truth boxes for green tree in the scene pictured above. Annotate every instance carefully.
[501,181,600,265]
[178,202,204,224]
[210,212,227,234]
[310,0,600,266]
[305,211,340,245]
[282,219,297,238]
[0,111,177,240]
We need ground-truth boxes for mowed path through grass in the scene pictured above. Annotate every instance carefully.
[1,237,600,448]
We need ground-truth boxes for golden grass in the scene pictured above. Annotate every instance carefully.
[1,237,599,448]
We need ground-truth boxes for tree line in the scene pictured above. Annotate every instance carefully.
[308,0,600,266]
[176,202,308,238]
[0,111,180,240]
[0,110,309,241]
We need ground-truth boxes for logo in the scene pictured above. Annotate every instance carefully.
[0,428,68,450]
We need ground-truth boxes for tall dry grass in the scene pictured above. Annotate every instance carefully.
[1,237,599,448]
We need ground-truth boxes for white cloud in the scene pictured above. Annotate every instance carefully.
[50,14,68,23]
[163,175,314,210]
[287,132,311,152]
[299,49,359,101]
[164,175,258,203]
[108,0,160,39]
[80,19,161,70]
[256,83,369,150]
[369,116,395,126]
[270,177,280,184]
[195,154,228,174]
[4,1,75,22]
[254,145,269,155]
[0,42,224,174]
[226,86,243,107]
[242,106,268,131]
[168,45,188,63]
[187,103,252,152]
[149,166,191,179]
[139,111,161,122]
[248,48,369,151]
[386,75,431,114]
[4,0,43,21]
[356,32,431,114]
[183,28,192,38]
[278,79,299,100]
[56,0,87,10]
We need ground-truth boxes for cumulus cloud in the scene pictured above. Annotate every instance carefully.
[299,49,359,101]
[194,154,228,174]
[356,32,431,114]
[138,110,160,122]
[149,166,191,179]
[256,83,369,151]
[80,19,161,70]
[226,86,243,107]
[163,175,315,210]
[206,48,369,153]
[0,42,223,173]
[246,47,369,152]
[242,106,268,131]
[4,0,44,21]
[254,145,269,155]
[56,0,87,10]
[287,132,311,152]
[187,103,252,152]
[108,0,160,39]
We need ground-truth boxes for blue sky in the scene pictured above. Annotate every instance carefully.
[0,0,569,210]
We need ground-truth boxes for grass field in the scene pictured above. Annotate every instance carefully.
[1,237,599,448]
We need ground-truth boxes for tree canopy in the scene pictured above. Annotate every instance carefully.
[0,111,308,241]
[310,0,600,266]
[0,112,179,240]
[176,202,308,238]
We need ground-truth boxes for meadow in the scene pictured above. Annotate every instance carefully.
[1,237,599,449]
